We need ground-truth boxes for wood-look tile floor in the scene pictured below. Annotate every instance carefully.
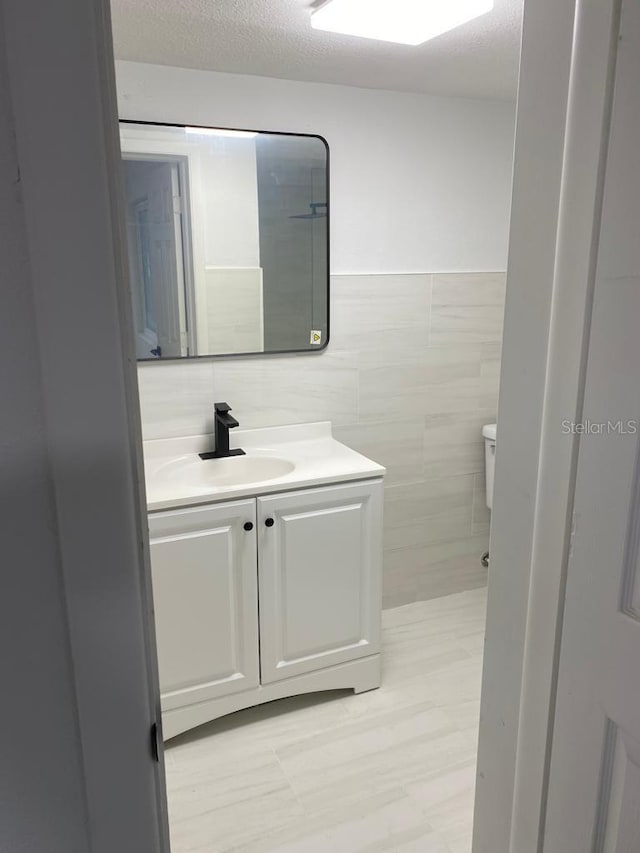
[165,587,487,853]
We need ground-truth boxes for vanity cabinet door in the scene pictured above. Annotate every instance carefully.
[257,480,383,684]
[148,500,259,712]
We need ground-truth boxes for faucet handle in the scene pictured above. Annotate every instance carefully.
[214,402,239,430]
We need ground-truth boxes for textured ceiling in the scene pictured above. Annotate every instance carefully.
[111,0,523,100]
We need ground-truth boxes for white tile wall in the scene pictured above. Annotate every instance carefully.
[137,272,506,607]
[430,273,507,346]
[138,360,216,440]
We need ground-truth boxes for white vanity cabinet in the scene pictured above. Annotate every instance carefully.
[148,500,260,711]
[149,479,383,740]
[257,482,382,684]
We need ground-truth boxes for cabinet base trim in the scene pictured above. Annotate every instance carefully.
[162,654,381,740]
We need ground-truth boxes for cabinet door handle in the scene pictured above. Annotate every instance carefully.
[243,522,254,532]
[265,518,275,528]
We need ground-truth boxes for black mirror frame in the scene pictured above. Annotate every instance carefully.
[119,119,330,363]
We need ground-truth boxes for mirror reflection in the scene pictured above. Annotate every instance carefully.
[120,123,329,360]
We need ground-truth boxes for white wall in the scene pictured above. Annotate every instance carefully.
[198,135,260,268]
[116,61,516,274]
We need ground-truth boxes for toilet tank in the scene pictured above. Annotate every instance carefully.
[482,424,497,510]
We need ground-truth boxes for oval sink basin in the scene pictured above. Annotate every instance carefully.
[155,454,295,491]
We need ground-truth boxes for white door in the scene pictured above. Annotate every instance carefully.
[257,481,383,684]
[148,500,259,714]
[545,2,640,848]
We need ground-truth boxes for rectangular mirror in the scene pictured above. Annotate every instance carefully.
[119,122,329,360]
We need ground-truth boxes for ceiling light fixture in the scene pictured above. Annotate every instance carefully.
[310,0,494,46]
[185,127,258,139]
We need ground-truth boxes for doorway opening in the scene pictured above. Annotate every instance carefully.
[122,156,194,359]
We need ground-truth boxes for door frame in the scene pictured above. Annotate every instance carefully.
[474,0,626,850]
[122,151,198,357]
[130,196,160,354]
[120,128,208,354]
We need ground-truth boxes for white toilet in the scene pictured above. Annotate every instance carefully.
[481,423,497,567]
[482,423,497,510]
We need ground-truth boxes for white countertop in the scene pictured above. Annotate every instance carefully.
[143,422,385,512]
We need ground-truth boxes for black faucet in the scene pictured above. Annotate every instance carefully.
[199,403,246,460]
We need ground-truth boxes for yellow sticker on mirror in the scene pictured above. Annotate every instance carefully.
[310,330,322,345]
